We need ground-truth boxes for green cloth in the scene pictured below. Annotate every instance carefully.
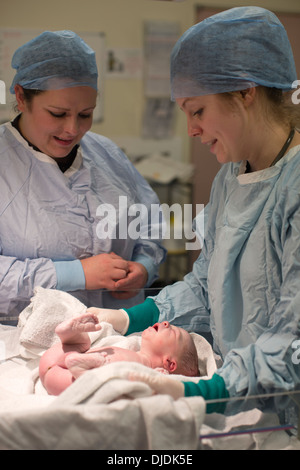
[124,297,160,335]
[184,373,229,414]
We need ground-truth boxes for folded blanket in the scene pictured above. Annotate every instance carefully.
[190,332,216,377]
[0,325,21,359]
[0,367,206,450]
[47,360,207,450]
[52,362,158,406]
[18,287,87,355]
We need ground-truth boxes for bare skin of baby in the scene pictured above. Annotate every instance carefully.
[39,312,192,395]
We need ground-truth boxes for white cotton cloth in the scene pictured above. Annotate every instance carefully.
[18,287,87,355]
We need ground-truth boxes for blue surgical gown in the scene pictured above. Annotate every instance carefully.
[0,122,165,323]
[153,146,300,412]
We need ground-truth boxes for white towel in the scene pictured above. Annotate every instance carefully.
[18,287,87,354]
[190,332,217,377]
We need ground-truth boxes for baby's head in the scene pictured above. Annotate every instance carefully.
[175,329,200,377]
[141,321,199,377]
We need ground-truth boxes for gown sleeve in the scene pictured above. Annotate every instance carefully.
[0,254,57,302]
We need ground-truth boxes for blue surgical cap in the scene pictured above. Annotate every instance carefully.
[170,6,297,100]
[10,30,98,94]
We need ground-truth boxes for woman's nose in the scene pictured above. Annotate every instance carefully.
[162,321,170,328]
[187,117,202,138]
[64,117,79,135]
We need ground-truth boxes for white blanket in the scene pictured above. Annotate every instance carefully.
[0,287,299,450]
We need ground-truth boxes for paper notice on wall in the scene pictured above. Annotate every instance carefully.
[142,97,175,139]
[144,21,180,97]
[106,48,143,79]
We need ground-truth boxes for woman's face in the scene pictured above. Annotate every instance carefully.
[176,93,248,164]
[16,85,97,158]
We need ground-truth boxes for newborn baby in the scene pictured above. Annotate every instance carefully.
[39,312,199,395]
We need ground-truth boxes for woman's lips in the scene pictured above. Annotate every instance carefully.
[203,138,217,152]
[54,136,74,146]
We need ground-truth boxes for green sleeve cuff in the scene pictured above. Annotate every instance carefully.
[184,373,229,414]
[123,297,160,335]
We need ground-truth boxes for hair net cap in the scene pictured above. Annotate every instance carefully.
[10,30,98,94]
[170,6,297,100]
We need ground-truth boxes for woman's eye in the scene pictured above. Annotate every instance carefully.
[193,108,203,117]
[49,111,65,118]
[79,114,92,119]
[48,111,92,119]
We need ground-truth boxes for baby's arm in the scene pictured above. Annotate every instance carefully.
[65,347,142,378]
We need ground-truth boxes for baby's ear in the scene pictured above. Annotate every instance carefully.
[163,357,177,373]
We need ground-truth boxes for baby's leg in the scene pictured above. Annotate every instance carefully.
[42,364,74,396]
[55,313,102,351]
[65,351,108,378]
[39,343,78,395]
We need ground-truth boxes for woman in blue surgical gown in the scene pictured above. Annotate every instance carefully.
[0,31,165,324]
[95,7,300,417]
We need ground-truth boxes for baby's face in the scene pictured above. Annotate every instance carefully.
[141,321,191,358]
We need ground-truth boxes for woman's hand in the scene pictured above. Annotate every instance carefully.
[86,307,129,335]
[111,261,148,299]
[128,371,185,400]
[80,253,148,299]
[80,252,129,291]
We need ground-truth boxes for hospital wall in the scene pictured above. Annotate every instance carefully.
[2,0,300,162]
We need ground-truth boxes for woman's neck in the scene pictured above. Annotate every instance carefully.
[246,125,299,172]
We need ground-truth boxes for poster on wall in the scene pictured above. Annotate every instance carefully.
[142,20,179,138]
[143,20,180,98]
[0,28,106,123]
[106,48,143,79]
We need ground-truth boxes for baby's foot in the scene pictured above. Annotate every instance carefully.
[65,351,108,378]
[56,313,102,336]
